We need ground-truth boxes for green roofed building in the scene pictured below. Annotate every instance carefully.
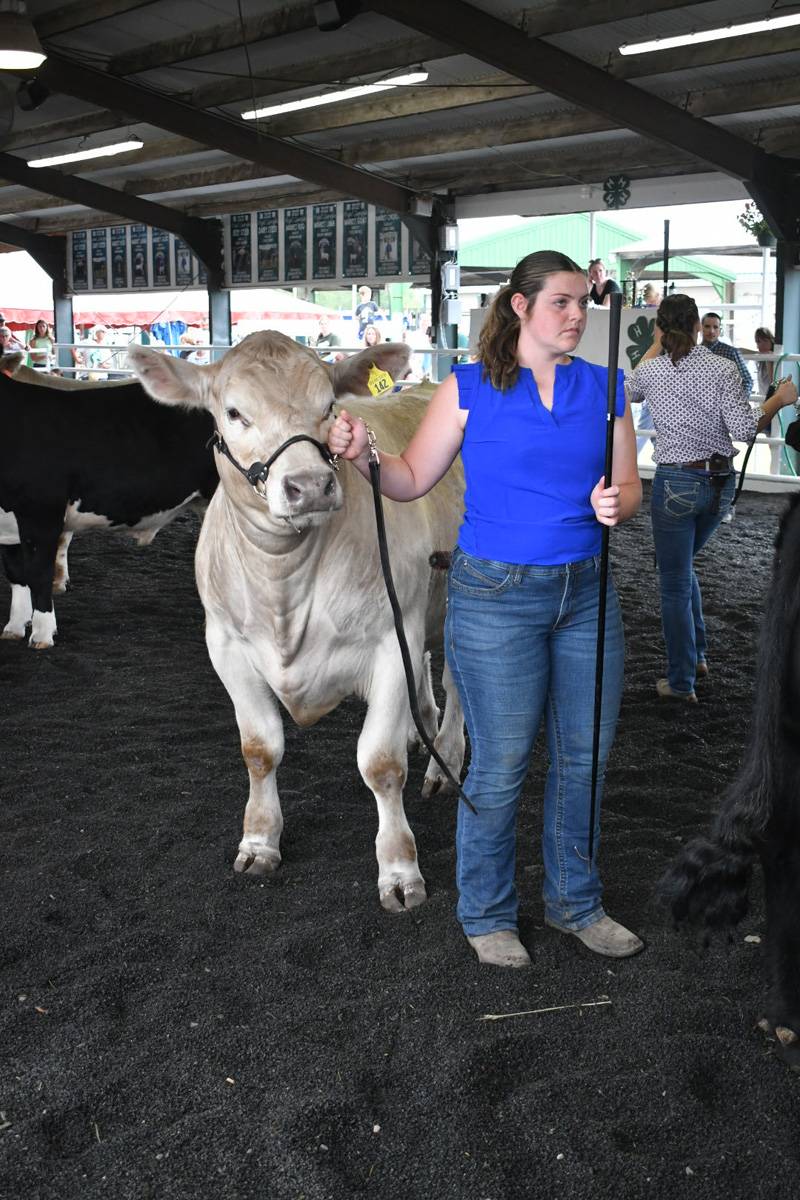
[459,213,642,280]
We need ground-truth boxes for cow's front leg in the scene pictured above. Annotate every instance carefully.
[762,833,800,1069]
[1,546,32,640]
[15,523,61,649]
[360,639,426,912]
[206,622,285,875]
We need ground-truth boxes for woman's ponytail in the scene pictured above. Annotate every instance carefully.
[656,294,700,365]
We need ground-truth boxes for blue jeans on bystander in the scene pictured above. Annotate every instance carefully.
[650,465,735,695]
[444,547,624,938]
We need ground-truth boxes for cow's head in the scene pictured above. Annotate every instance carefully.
[128,331,411,534]
[0,351,24,376]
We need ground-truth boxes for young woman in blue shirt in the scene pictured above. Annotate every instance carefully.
[329,251,642,967]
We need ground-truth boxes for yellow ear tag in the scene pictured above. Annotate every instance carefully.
[367,363,393,396]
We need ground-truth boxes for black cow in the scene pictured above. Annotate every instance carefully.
[660,493,800,1069]
[0,351,217,648]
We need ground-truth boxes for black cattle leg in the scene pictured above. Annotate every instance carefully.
[1,545,33,640]
[761,833,800,1070]
[16,521,62,649]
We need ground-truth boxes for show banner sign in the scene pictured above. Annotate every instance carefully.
[342,200,368,278]
[230,213,253,284]
[71,230,88,290]
[91,228,109,290]
[284,207,307,282]
[312,204,337,280]
[256,210,279,282]
[174,237,194,287]
[375,207,401,277]
[131,225,148,288]
[111,227,128,289]
[151,229,171,287]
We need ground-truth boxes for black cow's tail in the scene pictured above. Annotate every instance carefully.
[660,493,800,933]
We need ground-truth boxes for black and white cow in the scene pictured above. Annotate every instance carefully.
[0,351,217,648]
[660,493,800,1069]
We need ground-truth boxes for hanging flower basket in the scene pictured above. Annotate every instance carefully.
[738,201,775,247]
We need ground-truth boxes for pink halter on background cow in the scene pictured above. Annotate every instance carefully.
[128,331,465,911]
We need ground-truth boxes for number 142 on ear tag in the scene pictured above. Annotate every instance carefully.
[367,363,393,396]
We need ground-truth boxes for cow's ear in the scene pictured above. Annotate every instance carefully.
[331,343,411,397]
[126,346,210,409]
[0,351,24,374]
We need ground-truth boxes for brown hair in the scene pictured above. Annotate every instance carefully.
[755,326,774,347]
[478,250,585,391]
[656,294,699,364]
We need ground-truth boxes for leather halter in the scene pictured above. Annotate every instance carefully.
[208,430,337,493]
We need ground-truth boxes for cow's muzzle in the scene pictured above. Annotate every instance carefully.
[281,468,339,514]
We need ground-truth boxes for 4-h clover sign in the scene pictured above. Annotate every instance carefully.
[626,315,655,368]
[603,174,631,210]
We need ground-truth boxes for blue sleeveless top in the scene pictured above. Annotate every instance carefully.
[453,357,626,565]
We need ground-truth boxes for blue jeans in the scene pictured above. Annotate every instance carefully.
[651,466,735,695]
[444,547,624,936]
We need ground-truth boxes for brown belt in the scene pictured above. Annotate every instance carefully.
[663,457,733,472]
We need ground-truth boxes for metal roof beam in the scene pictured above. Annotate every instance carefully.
[35,0,159,39]
[0,153,224,285]
[35,53,422,216]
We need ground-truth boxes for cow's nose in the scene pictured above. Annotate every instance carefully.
[281,469,338,513]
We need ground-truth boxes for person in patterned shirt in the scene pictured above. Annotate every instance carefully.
[701,312,753,396]
[629,295,796,702]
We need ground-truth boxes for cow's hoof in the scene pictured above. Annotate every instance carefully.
[1,628,25,640]
[29,639,54,650]
[379,880,427,912]
[52,581,69,595]
[421,771,456,799]
[757,1018,800,1069]
[233,850,281,875]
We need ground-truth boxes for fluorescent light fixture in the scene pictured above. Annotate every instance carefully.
[620,12,800,55]
[242,69,429,120]
[0,0,45,70]
[28,139,144,168]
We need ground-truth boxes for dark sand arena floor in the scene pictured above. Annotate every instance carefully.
[1,482,799,1200]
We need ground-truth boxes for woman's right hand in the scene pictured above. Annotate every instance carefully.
[328,409,369,461]
[774,378,798,408]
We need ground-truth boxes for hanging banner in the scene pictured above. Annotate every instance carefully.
[375,206,401,276]
[151,228,170,287]
[110,226,128,289]
[71,230,88,290]
[174,237,193,287]
[230,213,253,283]
[256,209,279,282]
[410,235,432,277]
[312,203,337,280]
[342,200,368,278]
[91,228,108,290]
[131,225,148,288]
[284,206,307,282]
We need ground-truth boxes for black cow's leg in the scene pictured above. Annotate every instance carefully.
[1,545,33,639]
[762,832,800,1069]
[17,522,62,649]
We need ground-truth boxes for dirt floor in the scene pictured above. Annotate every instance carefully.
[1,483,799,1200]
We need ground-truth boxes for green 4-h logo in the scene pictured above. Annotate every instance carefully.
[626,316,655,368]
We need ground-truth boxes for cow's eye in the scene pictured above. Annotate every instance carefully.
[226,406,249,427]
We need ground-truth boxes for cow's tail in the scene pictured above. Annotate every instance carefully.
[660,493,800,933]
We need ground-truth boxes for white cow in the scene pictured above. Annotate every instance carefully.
[128,332,465,911]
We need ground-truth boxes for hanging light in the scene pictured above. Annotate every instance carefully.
[0,0,45,70]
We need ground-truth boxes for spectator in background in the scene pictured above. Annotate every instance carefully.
[701,311,753,396]
[0,323,26,356]
[363,323,382,349]
[588,259,622,307]
[26,319,55,371]
[315,315,343,361]
[753,327,776,397]
[86,325,113,380]
[355,285,379,340]
[641,284,662,307]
